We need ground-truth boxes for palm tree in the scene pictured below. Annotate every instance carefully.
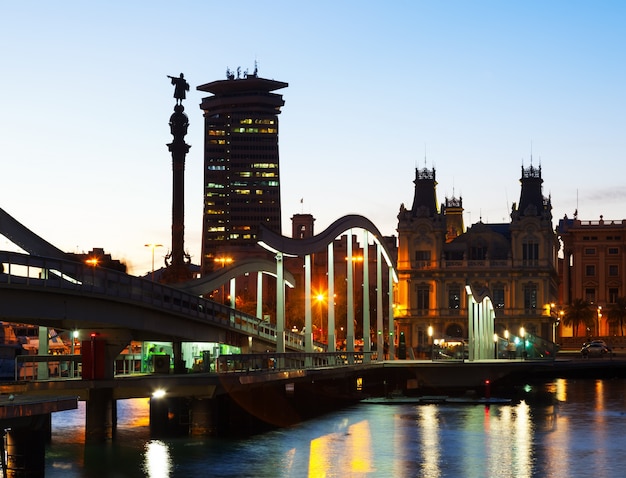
[607,297,626,336]
[562,298,595,338]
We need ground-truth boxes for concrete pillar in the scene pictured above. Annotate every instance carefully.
[346,230,355,355]
[37,327,49,380]
[150,396,189,437]
[4,415,48,477]
[327,242,336,351]
[189,398,217,436]
[275,253,286,353]
[256,271,263,320]
[388,264,395,360]
[362,230,370,361]
[304,254,313,353]
[173,341,185,374]
[376,244,384,360]
[85,388,116,442]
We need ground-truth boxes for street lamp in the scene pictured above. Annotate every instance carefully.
[428,325,433,360]
[145,243,163,281]
[493,333,498,359]
[548,303,563,343]
[315,292,326,343]
[214,257,233,304]
[520,327,525,360]
[597,306,602,338]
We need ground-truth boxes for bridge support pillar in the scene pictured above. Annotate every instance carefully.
[189,398,217,436]
[3,415,48,477]
[150,396,189,437]
[172,341,186,374]
[85,388,116,442]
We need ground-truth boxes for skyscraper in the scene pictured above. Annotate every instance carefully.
[197,68,288,275]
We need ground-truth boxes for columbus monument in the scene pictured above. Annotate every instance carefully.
[160,73,194,284]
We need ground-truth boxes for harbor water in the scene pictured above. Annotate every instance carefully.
[46,378,626,477]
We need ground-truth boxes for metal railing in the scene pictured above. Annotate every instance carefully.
[216,352,374,373]
[15,354,82,381]
[0,251,306,351]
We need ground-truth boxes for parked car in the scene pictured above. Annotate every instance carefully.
[581,342,611,357]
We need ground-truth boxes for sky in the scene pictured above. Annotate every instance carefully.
[1,1,625,275]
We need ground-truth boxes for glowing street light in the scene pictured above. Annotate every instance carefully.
[315,293,326,342]
[145,243,163,281]
[214,257,233,304]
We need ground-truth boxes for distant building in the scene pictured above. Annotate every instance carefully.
[197,68,288,275]
[557,214,626,337]
[69,247,126,273]
[395,164,560,353]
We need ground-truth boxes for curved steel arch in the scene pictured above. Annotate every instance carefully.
[258,214,398,281]
[175,258,296,296]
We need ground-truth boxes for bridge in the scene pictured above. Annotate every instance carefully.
[0,208,399,373]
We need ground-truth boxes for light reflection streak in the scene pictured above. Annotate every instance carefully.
[514,401,533,478]
[143,440,172,478]
[308,419,373,476]
[418,405,440,478]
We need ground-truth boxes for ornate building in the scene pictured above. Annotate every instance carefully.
[557,214,626,337]
[395,165,560,353]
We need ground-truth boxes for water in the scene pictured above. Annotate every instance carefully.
[46,378,626,477]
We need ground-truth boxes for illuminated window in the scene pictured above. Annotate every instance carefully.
[523,284,537,311]
[448,287,460,311]
[416,285,429,311]
[492,286,505,308]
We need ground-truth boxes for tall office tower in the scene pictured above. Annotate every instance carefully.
[197,68,288,275]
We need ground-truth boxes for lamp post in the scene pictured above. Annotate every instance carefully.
[315,292,325,343]
[597,306,602,338]
[428,325,433,360]
[145,243,163,281]
[71,330,79,378]
[85,257,98,289]
[493,333,498,359]
[214,257,233,304]
[548,303,563,344]
[520,327,526,360]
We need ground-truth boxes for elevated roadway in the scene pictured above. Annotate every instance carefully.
[0,251,305,359]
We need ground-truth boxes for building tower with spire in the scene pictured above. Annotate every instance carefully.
[197,67,288,275]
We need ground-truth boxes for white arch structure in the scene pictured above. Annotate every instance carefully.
[465,284,496,360]
[258,215,399,360]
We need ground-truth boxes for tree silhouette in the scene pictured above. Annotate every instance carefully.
[562,298,595,338]
[607,297,626,336]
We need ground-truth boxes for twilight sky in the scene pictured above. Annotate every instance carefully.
[1,1,625,275]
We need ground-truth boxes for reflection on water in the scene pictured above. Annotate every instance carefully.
[46,379,626,477]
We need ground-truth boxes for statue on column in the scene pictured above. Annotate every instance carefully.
[168,73,189,105]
